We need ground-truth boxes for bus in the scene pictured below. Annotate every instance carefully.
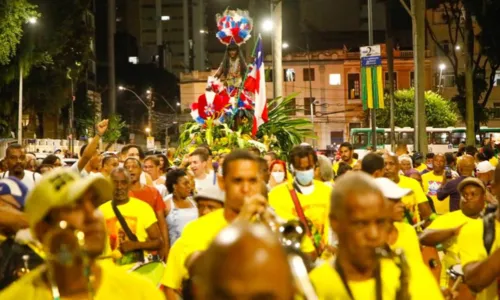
[350,127,454,158]
[450,127,500,150]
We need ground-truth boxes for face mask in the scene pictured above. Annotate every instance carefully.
[271,171,285,183]
[295,169,314,185]
[426,163,433,169]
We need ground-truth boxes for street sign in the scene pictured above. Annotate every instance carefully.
[360,45,382,67]
[147,137,155,150]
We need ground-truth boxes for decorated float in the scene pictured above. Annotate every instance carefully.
[178,9,314,158]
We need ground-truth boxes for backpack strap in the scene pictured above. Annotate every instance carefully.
[483,212,496,255]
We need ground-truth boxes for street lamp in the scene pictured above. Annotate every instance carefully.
[262,19,273,32]
[438,63,446,93]
[455,45,460,51]
[145,127,151,136]
[282,42,289,49]
[118,86,152,132]
[18,17,37,145]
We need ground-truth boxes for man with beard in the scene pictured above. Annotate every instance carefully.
[309,172,443,299]
[100,167,163,266]
[1,144,41,190]
[422,153,449,214]
[332,142,357,176]
[0,169,164,299]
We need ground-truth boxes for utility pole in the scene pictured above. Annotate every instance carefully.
[368,0,377,149]
[108,0,116,114]
[272,0,283,99]
[464,10,475,146]
[182,0,189,73]
[411,0,427,154]
[156,0,164,69]
[17,64,23,145]
[386,0,396,152]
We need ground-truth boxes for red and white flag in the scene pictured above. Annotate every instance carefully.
[244,36,268,136]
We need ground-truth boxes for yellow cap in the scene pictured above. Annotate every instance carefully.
[25,168,113,229]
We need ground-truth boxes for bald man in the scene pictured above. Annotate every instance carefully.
[437,154,476,212]
[422,153,451,214]
[194,222,294,300]
[309,172,443,299]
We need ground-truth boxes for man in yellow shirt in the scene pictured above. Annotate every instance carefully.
[269,145,331,257]
[162,150,270,299]
[0,169,164,300]
[422,153,450,214]
[421,177,486,288]
[99,167,163,266]
[194,222,295,300]
[309,172,443,299]
[383,153,433,227]
[332,142,357,175]
[458,165,500,300]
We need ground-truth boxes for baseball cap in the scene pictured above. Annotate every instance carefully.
[24,168,113,229]
[374,177,412,200]
[193,185,225,204]
[458,177,486,194]
[477,161,495,174]
[0,177,29,209]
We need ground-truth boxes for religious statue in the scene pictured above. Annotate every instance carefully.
[214,43,248,96]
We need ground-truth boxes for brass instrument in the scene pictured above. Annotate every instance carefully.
[43,220,95,300]
[375,245,410,300]
[257,208,319,300]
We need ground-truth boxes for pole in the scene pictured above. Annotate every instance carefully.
[18,64,23,145]
[70,80,74,156]
[464,10,474,146]
[148,89,153,133]
[411,0,427,154]
[156,0,164,69]
[108,0,116,114]
[438,68,443,93]
[270,1,276,99]
[368,0,377,149]
[182,0,190,73]
[306,41,315,148]
[386,0,396,152]
[272,0,283,99]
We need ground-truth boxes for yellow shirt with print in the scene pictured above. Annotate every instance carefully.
[415,163,427,172]
[268,180,331,254]
[397,175,428,224]
[422,172,449,214]
[99,197,158,266]
[0,261,165,300]
[309,258,444,300]
[332,159,358,175]
[161,208,227,290]
[391,222,423,265]
[458,218,500,300]
[428,210,475,287]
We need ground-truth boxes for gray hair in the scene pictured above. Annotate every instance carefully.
[317,155,334,182]
[110,167,131,183]
[398,154,413,168]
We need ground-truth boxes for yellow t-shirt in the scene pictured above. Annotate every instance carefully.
[0,261,165,300]
[391,222,423,266]
[99,198,158,265]
[397,175,428,224]
[490,156,498,167]
[268,180,331,254]
[422,172,449,214]
[309,258,444,299]
[458,218,500,300]
[332,159,358,175]
[415,163,427,172]
[161,208,227,290]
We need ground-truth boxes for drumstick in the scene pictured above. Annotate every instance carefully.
[451,276,462,291]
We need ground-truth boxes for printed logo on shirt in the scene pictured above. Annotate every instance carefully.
[427,180,443,196]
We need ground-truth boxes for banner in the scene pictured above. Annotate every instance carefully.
[360,45,384,110]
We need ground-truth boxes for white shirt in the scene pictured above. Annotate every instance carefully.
[194,170,217,193]
[0,170,41,190]
[154,184,168,198]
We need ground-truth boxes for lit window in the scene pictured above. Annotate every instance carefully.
[128,57,139,64]
[329,74,341,86]
[284,69,295,82]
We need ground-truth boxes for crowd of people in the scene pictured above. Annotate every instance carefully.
[0,120,500,299]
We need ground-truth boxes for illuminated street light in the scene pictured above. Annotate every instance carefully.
[146,89,152,94]
[200,29,208,34]
[439,63,446,71]
[262,19,273,32]
[176,102,180,106]
[282,42,289,49]
[28,17,37,24]
[455,45,460,50]
[118,86,125,91]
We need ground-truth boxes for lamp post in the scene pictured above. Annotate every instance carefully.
[262,18,276,98]
[438,63,446,93]
[18,16,37,145]
[118,86,152,134]
[282,41,315,147]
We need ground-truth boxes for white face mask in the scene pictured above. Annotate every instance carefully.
[271,171,285,183]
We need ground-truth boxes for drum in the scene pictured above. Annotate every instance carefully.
[421,246,441,283]
[129,261,166,287]
[447,264,475,300]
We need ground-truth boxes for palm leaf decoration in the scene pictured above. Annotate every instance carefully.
[176,93,315,159]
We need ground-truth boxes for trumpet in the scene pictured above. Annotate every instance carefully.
[256,208,319,300]
[376,245,410,300]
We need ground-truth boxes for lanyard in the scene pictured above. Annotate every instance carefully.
[334,259,383,300]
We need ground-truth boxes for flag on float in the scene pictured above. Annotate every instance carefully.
[360,65,384,110]
[244,35,268,135]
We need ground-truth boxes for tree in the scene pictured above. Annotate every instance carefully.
[425,0,500,131]
[0,0,39,65]
[376,89,458,128]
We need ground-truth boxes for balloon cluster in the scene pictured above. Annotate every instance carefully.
[215,9,253,46]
